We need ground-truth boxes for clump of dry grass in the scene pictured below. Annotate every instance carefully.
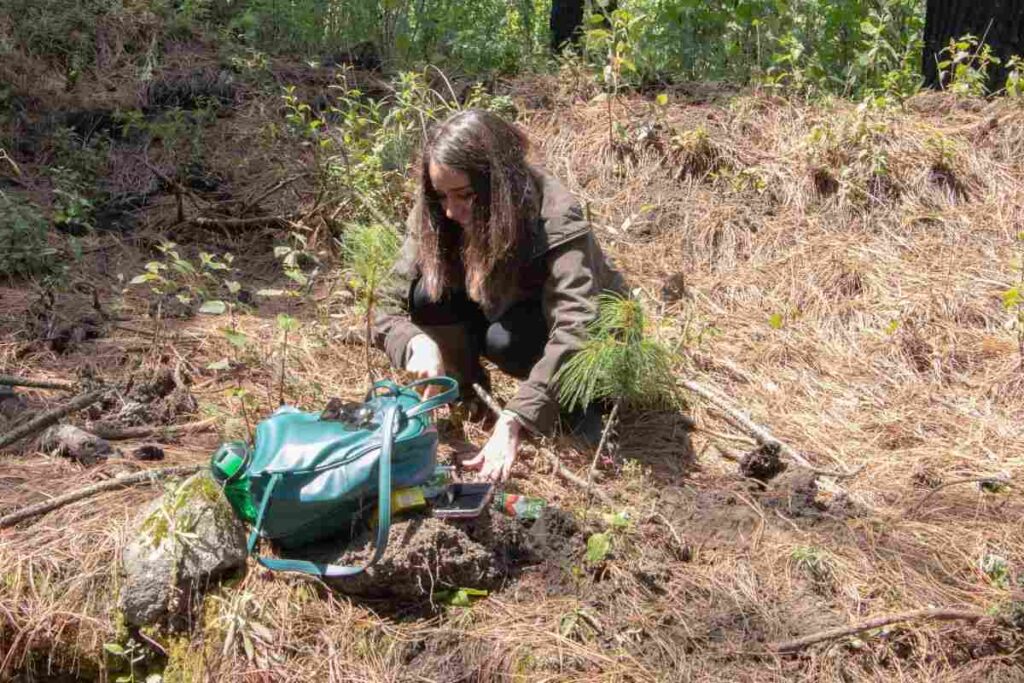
[2,69,1024,682]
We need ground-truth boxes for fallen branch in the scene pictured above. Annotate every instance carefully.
[92,417,219,442]
[471,383,614,505]
[681,379,859,478]
[770,608,996,654]
[0,464,203,529]
[907,475,1011,518]
[0,375,75,391]
[191,214,295,229]
[240,173,309,216]
[0,390,105,452]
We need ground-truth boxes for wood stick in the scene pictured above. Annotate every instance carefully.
[769,608,995,653]
[470,383,614,505]
[681,379,814,468]
[191,214,295,229]
[0,464,203,529]
[907,475,1011,518]
[240,173,309,215]
[682,379,859,478]
[92,417,219,442]
[0,375,75,391]
[588,401,619,478]
[0,390,105,451]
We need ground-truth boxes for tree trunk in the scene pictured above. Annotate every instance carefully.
[550,0,585,52]
[922,0,1024,90]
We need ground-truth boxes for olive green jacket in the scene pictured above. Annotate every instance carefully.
[373,169,625,434]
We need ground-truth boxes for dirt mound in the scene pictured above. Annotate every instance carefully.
[91,366,198,429]
[297,506,582,605]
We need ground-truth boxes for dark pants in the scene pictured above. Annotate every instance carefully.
[410,279,547,390]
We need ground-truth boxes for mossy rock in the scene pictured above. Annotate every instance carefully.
[120,472,247,628]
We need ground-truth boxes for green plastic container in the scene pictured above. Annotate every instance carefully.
[211,441,257,523]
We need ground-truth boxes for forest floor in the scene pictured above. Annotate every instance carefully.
[2,32,1024,682]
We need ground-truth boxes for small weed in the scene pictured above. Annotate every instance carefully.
[790,545,838,586]
[937,34,1000,97]
[0,192,57,279]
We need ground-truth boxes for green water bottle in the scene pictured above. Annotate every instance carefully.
[493,492,547,520]
[211,441,257,523]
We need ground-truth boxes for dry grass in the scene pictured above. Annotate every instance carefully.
[2,70,1024,681]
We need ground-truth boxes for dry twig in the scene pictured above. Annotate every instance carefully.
[0,391,105,451]
[0,464,203,529]
[769,608,997,654]
[907,475,1011,518]
[92,417,219,441]
[0,375,75,392]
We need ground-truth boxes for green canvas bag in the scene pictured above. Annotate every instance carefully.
[210,376,458,577]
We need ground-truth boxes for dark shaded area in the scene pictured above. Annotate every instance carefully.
[549,0,585,52]
[922,0,1024,90]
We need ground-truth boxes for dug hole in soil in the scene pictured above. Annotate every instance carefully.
[295,503,584,606]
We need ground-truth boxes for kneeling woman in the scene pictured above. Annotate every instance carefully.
[374,109,623,482]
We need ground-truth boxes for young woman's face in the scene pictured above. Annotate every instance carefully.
[428,161,475,228]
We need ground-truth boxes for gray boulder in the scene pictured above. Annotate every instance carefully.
[120,472,247,627]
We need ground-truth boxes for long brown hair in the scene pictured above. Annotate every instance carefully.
[416,109,540,309]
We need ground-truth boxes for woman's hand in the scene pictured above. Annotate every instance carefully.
[462,410,522,482]
[405,334,444,396]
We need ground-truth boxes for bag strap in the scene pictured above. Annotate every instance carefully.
[403,376,459,418]
[365,379,402,401]
[247,404,401,577]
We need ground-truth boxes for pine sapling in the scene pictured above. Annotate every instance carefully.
[554,292,678,498]
[340,222,402,386]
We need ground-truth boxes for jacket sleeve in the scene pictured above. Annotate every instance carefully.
[372,214,425,369]
[506,231,605,434]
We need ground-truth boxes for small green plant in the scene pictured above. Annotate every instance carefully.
[0,192,57,279]
[103,638,150,683]
[276,313,299,405]
[979,553,1011,589]
[1003,231,1024,370]
[555,292,677,503]
[790,545,838,586]
[340,222,402,384]
[583,5,644,156]
[129,242,237,317]
[1005,56,1024,99]
[937,34,1000,97]
[209,590,274,663]
[555,292,677,413]
[50,166,95,235]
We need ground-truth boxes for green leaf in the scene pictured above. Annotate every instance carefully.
[444,587,488,607]
[225,280,242,294]
[602,511,632,529]
[585,532,611,564]
[559,611,579,637]
[273,245,292,258]
[277,313,299,332]
[207,359,231,371]
[129,273,153,285]
[199,300,228,315]
[769,312,784,329]
[1002,287,1021,311]
[103,643,126,656]
[655,93,668,106]
[221,328,249,348]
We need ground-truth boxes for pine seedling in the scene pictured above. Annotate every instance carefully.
[555,292,678,489]
[340,222,402,385]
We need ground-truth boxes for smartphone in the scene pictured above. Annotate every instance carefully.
[430,483,495,519]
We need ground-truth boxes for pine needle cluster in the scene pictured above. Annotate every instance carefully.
[340,222,402,312]
[555,292,678,412]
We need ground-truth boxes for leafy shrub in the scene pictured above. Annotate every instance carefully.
[0,193,58,279]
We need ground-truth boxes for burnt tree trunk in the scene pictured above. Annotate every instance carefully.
[550,0,585,52]
[922,0,1024,90]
